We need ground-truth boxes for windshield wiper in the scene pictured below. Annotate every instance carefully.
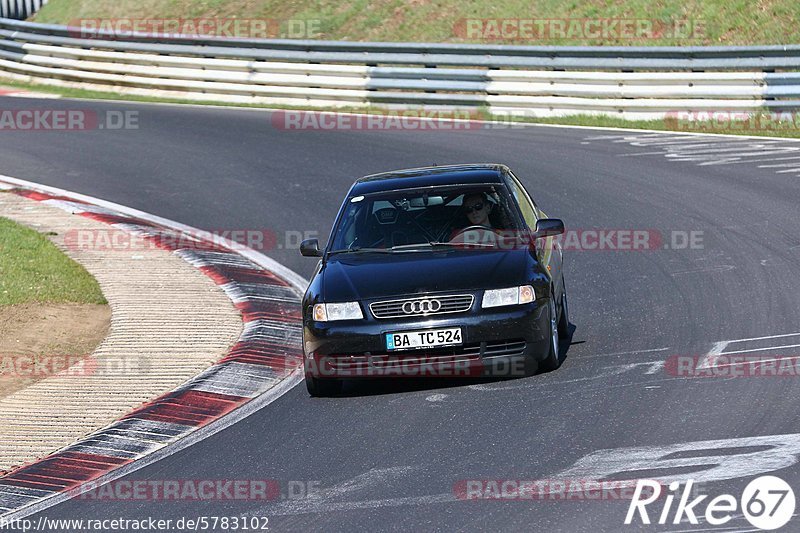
[329,242,498,255]
[389,241,496,251]
[327,247,394,256]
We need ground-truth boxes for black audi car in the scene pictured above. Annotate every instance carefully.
[299,164,569,396]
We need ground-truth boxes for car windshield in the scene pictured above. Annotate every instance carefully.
[328,184,523,253]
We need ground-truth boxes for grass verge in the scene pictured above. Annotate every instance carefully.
[0,213,107,306]
[32,0,800,46]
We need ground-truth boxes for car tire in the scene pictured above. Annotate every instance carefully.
[557,276,570,339]
[539,296,561,373]
[525,295,561,375]
[306,375,342,397]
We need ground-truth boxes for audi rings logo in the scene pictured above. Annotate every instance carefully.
[402,299,442,315]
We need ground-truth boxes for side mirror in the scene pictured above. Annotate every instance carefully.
[300,238,323,257]
[534,218,565,238]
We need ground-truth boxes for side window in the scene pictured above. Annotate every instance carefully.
[507,175,538,229]
[340,205,360,247]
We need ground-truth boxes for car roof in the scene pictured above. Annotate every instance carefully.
[350,164,510,196]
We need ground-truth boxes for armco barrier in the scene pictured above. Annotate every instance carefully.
[0,17,798,118]
[0,1,47,21]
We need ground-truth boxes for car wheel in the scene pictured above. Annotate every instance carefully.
[557,276,570,339]
[305,375,342,397]
[525,295,561,375]
[539,296,561,372]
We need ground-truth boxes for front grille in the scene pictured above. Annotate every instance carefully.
[369,294,474,319]
[482,340,527,359]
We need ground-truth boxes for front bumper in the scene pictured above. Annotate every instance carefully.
[303,299,551,380]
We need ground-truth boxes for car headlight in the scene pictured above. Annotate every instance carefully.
[312,302,364,321]
[482,285,535,308]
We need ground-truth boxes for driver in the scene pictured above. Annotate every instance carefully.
[448,192,498,244]
[462,192,494,228]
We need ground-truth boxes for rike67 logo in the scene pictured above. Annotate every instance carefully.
[625,476,795,530]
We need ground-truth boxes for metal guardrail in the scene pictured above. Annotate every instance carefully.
[0,17,798,118]
[0,1,47,21]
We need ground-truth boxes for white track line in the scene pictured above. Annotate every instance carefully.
[697,341,733,370]
[578,347,670,359]
[697,333,800,369]
[720,332,800,343]
[719,344,800,356]
[708,355,800,369]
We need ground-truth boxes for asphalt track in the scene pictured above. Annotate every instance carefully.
[2,98,800,532]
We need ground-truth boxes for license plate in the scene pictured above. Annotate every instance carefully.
[386,328,463,351]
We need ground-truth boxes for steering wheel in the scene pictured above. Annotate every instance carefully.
[450,225,495,240]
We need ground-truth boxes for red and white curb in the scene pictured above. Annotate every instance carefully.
[0,176,307,519]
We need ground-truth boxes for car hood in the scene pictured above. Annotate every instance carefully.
[321,249,533,302]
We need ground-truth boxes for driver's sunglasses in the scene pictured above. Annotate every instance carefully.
[464,202,485,214]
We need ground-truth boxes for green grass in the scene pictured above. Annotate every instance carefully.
[3,75,800,139]
[0,215,107,306]
[32,0,800,46]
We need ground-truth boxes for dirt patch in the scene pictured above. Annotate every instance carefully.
[0,303,110,398]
